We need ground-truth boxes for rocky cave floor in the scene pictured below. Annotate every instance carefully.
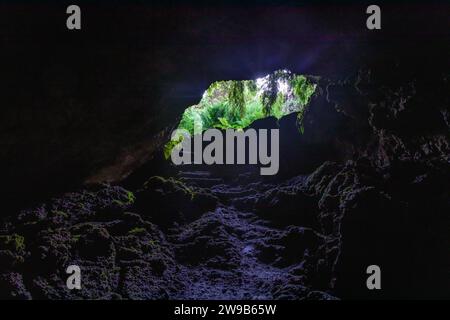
[1,155,448,300]
[0,165,340,300]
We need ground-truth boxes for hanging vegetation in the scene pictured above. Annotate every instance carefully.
[165,69,316,158]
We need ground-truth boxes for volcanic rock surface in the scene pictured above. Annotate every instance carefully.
[1,66,449,300]
[1,4,449,299]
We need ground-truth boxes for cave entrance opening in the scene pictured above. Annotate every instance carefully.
[164,69,317,173]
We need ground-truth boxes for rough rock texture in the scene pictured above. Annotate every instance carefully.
[3,3,448,213]
[0,185,181,299]
[300,70,450,298]
[1,3,449,299]
[0,176,341,300]
[1,66,449,300]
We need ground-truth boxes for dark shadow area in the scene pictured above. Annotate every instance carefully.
[0,1,449,300]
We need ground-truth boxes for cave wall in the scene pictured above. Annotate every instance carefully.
[1,3,449,212]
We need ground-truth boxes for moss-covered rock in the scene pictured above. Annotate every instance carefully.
[0,234,26,270]
[133,176,218,227]
[0,234,25,252]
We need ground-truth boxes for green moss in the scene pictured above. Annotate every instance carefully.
[0,234,25,252]
[164,134,184,159]
[112,199,124,206]
[144,176,196,200]
[126,191,136,204]
[100,270,109,281]
[128,227,146,235]
[228,80,245,118]
[148,239,159,247]
[165,70,316,156]
[296,109,306,134]
[15,235,25,252]
[112,191,135,206]
[292,75,316,106]
[271,92,286,119]
[52,210,69,218]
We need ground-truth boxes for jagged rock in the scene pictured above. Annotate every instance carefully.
[272,283,309,300]
[0,71,449,300]
[72,224,115,263]
[0,272,32,300]
[121,265,170,300]
[305,161,343,195]
[0,233,26,271]
[133,176,218,227]
[0,184,181,299]
[171,211,240,269]
[306,290,339,300]
[256,226,324,268]
[255,189,318,228]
